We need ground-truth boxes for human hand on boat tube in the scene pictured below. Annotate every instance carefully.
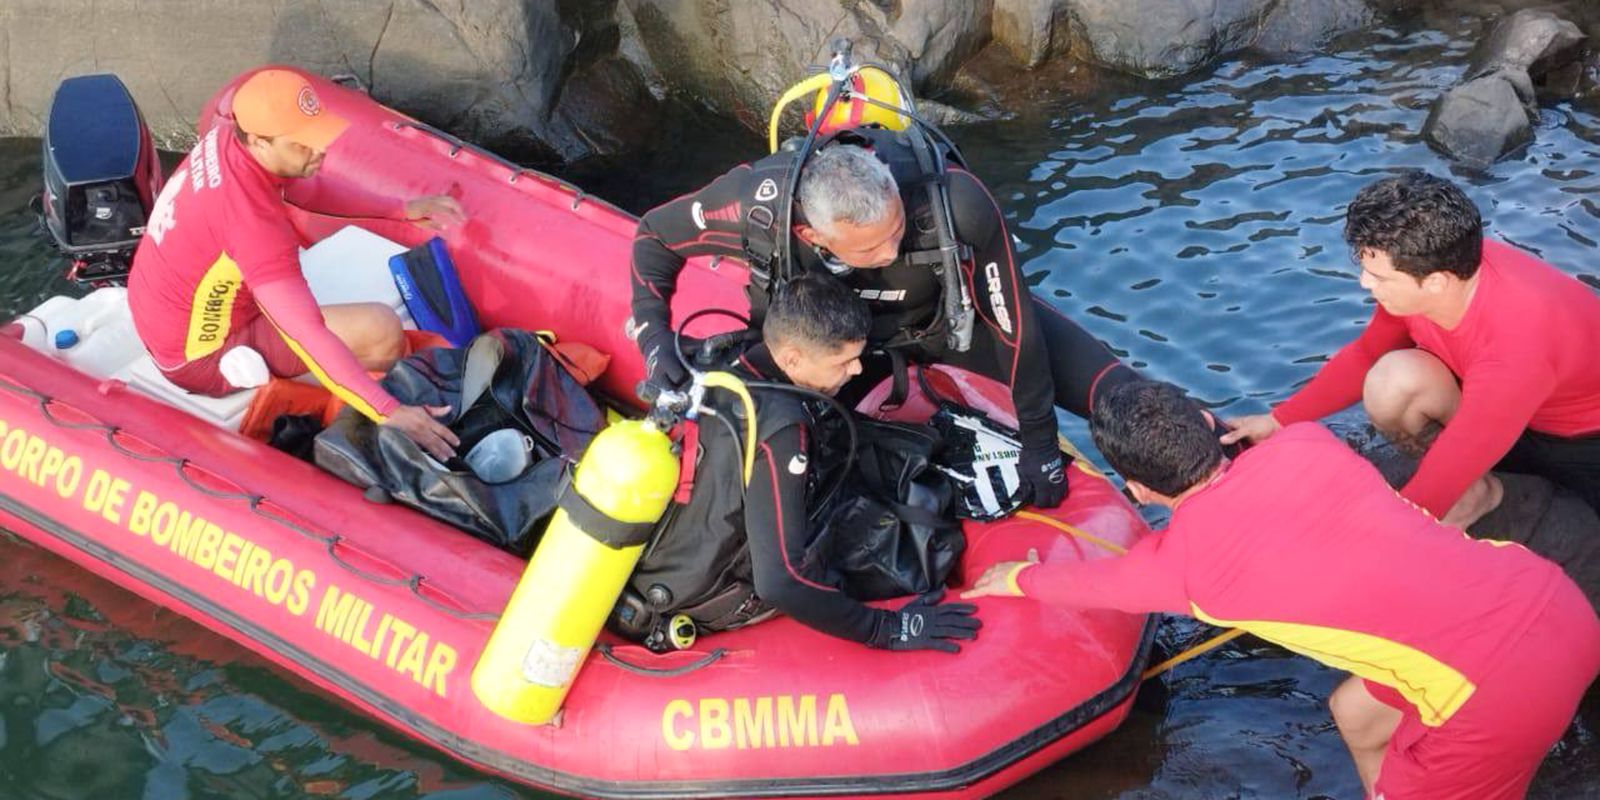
[403,194,466,231]
[962,548,1041,600]
[383,404,460,461]
[875,590,981,653]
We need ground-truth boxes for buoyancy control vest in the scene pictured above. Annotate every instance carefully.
[740,125,972,346]
[616,376,830,644]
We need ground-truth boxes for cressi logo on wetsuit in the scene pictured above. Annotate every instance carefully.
[984,261,1012,335]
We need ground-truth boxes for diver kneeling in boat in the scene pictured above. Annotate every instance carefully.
[629,49,1139,513]
[968,379,1600,800]
[127,68,465,460]
[1224,171,1600,527]
[617,274,980,653]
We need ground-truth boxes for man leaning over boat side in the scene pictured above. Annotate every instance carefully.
[127,68,465,460]
[1223,171,1600,528]
[617,274,980,653]
[627,79,1149,514]
[968,379,1600,800]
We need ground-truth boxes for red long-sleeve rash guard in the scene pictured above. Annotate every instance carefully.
[1271,240,1600,517]
[129,125,402,420]
[1017,423,1567,727]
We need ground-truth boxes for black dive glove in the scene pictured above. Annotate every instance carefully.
[1020,442,1068,509]
[638,325,689,390]
[872,590,981,653]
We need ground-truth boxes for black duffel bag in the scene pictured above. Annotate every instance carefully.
[314,328,605,555]
[810,416,965,601]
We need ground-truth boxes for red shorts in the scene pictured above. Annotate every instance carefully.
[159,313,307,396]
[1368,578,1600,800]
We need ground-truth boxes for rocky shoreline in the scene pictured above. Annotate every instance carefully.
[1,1,1596,169]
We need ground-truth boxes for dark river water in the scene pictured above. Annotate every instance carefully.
[3,8,1599,799]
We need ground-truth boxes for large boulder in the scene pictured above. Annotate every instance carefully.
[622,0,992,129]
[1467,8,1587,89]
[1058,0,1279,78]
[1255,0,1377,55]
[992,0,1072,67]
[991,0,1380,74]
[0,0,656,162]
[1422,67,1537,170]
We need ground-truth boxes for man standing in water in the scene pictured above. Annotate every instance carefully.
[1223,172,1600,526]
[130,68,465,460]
[969,379,1600,799]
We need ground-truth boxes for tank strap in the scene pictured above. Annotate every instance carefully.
[559,482,658,548]
[672,420,701,505]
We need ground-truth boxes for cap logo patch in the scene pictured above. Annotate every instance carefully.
[297,86,321,117]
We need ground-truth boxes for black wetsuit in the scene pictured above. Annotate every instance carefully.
[627,344,896,645]
[630,127,1137,457]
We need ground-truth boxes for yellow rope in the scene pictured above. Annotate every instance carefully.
[1011,510,1245,680]
[1140,628,1248,680]
[1015,511,1128,555]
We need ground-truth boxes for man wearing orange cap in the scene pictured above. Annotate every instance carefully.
[129,68,463,459]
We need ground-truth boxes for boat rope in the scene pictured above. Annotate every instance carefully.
[1013,510,1246,681]
[1015,510,1130,556]
[1139,628,1249,680]
[595,643,727,677]
[4,371,1253,667]
[0,375,500,622]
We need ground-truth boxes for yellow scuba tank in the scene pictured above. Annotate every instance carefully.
[470,419,679,725]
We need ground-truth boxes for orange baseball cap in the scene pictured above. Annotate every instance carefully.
[233,69,349,150]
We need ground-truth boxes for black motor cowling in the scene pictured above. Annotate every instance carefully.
[38,73,162,287]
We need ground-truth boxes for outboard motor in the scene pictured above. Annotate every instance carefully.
[37,74,162,287]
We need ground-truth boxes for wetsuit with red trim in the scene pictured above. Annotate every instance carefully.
[128,123,402,421]
[1271,239,1600,517]
[1010,423,1600,799]
[629,127,1137,459]
[629,343,899,645]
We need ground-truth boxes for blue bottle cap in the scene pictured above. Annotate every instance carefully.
[54,329,80,349]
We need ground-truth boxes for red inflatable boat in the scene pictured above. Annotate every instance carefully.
[0,69,1153,798]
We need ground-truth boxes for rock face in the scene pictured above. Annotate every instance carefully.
[622,0,993,129]
[0,0,1411,164]
[993,0,1072,67]
[1061,0,1279,78]
[991,0,1380,78]
[1075,0,1286,78]
[1423,68,1537,170]
[1256,0,1377,55]
[0,0,649,162]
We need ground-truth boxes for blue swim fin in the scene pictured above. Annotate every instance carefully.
[389,237,480,348]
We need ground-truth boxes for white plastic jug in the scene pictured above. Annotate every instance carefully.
[463,429,535,483]
[12,315,49,351]
[60,311,142,379]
